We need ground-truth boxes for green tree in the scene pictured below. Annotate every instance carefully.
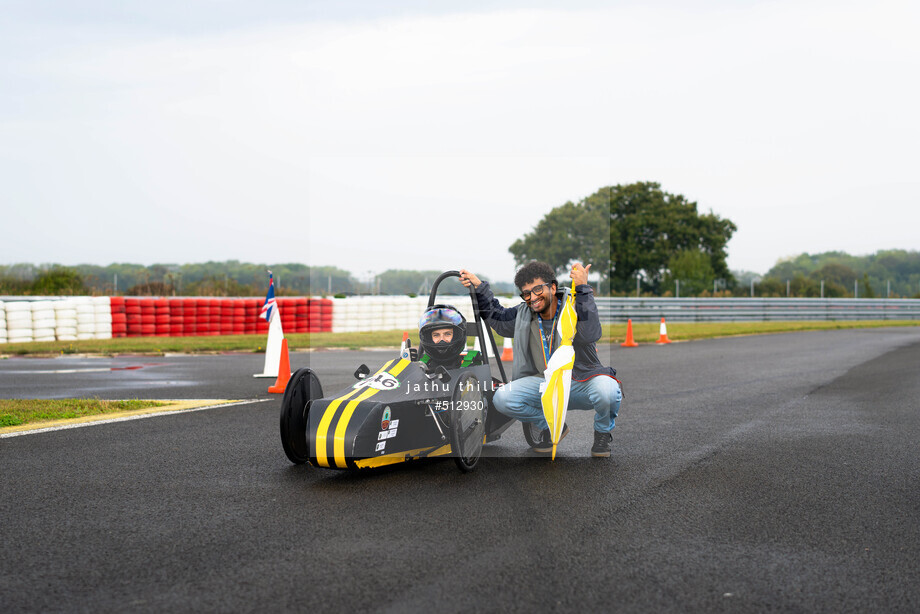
[31,266,87,295]
[813,262,855,286]
[765,250,920,297]
[861,273,876,298]
[756,277,785,297]
[509,182,736,294]
[126,280,175,296]
[664,249,715,296]
[0,264,32,294]
[377,270,446,295]
[790,274,822,297]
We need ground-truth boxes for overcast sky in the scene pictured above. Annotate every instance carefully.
[2,0,917,282]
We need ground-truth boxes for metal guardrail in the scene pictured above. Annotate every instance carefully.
[595,298,920,323]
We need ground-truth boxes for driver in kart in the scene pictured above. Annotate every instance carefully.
[418,304,467,370]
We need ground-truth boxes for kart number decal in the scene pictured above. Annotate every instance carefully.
[333,359,411,468]
[353,372,400,391]
[316,359,395,467]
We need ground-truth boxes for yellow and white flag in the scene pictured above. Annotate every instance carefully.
[540,279,578,460]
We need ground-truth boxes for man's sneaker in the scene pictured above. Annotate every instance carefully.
[532,423,569,454]
[591,430,613,457]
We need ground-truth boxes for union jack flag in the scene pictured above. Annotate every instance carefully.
[260,272,277,322]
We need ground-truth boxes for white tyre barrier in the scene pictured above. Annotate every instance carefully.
[331,300,350,333]
[74,298,96,339]
[33,317,57,329]
[5,312,32,324]
[55,299,79,341]
[32,300,56,343]
[5,302,33,343]
[93,297,112,338]
[1,294,528,342]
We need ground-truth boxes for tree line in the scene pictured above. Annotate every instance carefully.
[758,250,920,298]
[3,181,918,298]
[0,262,517,297]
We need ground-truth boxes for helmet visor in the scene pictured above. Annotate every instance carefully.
[419,307,464,329]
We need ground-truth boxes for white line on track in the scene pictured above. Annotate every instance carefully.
[4,368,120,374]
[0,399,273,438]
[1,365,155,374]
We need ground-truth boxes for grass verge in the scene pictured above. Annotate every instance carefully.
[0,399,169,427]
[0,321,917,356]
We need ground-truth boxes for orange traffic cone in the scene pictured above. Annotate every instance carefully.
[500,337,514,361]
[268,338,292,393]
[621,319,639,347]
[656,317,672,344]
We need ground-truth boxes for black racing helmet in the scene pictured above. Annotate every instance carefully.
[418,304,467,363]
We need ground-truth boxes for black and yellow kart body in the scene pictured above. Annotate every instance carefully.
[279,271,515,472]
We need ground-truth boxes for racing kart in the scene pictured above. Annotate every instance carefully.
[280,270,536,472]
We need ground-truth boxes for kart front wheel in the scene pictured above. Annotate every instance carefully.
[280,367,323,465]
[449,373,487,472]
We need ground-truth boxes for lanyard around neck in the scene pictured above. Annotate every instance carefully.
[536,299,560,367]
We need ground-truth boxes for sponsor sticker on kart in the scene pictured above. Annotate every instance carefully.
[375,441,386,452]
[354,373,400,391]
[378,431,388,441]
[381,406,392,430]
[389,419,399,429]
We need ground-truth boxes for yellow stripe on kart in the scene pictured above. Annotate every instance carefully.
[314,359,394,468]
[333,358,410,468]
[354,444,452,469]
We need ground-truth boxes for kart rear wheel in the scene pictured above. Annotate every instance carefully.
[280,367,323,464]
[450,373,487,472]
[522,421,543,448]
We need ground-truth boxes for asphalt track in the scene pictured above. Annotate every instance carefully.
[2,329,919,612]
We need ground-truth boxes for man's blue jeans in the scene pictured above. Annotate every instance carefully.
[492,375,622,433]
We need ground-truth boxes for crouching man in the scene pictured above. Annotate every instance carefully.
[460,261,621,457]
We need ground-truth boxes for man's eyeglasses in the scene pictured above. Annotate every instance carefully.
[520,282,554,301]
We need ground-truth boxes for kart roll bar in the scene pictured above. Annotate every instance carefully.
[427,270,507,384]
